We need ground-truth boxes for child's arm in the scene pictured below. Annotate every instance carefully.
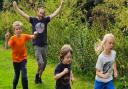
[30,31,38,39]
[13,1,30,21]
[5,32,12,48]
[96,69,110,79]
[5,32,10,40]
[70,71,74,81]
[5,32,10,49]
[49,0,64,20]
[113,62,118,79]
[70,71,74,85]
[54,68,68,80]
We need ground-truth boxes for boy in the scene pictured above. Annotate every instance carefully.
[54,44,74,89]
[7,21,37,89]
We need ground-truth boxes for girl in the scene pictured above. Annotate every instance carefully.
[94,33,118,89]
[54,44,74,89]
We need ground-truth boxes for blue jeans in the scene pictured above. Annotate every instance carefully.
[94,80,114,89]
[13,60,28,89]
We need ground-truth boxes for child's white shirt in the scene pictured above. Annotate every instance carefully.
[95,50,116,83]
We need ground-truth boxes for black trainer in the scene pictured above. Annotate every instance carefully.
[38,77,42,84]
[35,73,39,84]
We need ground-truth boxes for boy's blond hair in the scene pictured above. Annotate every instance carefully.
[59,44,73,62]
[13,21,23,29]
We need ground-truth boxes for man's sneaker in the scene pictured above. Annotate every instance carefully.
[35,73,39,84]
[38,77,42,84]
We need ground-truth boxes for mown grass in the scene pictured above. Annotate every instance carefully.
[0,45,94,89]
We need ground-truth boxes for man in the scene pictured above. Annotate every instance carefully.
[13,0,64,84]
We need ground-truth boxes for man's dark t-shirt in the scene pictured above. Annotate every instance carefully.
[54,63,71,89]
[29,16,50,47]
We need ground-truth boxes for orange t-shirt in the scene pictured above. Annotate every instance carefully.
[8,34,32,63]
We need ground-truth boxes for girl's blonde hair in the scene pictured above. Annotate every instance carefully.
[13,21,23,29]
[95,33,115,55]
[59,44,73,62]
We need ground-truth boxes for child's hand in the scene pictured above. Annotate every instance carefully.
[103,73,110,79]
[71,77,75,81]
[63,68,68,74]
[114,72,118,79]
[61,0,64,5]
[5,32,10,40]
[34,31,38,35]
[71,77,75,85]
[71,76,75,84]
[13,1,18,8]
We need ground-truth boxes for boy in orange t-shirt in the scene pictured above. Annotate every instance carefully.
[7,21,37,89]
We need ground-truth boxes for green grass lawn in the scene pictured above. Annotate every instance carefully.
[0,45,123,89]
[0,46,94,89]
